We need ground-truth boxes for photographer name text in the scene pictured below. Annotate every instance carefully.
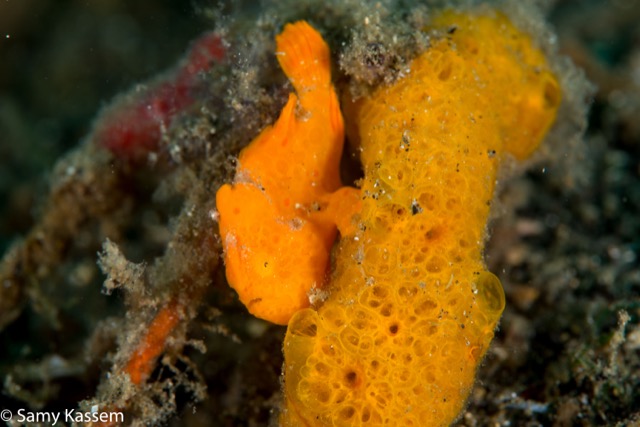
[3,408,124,425]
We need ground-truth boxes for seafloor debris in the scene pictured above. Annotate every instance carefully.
[1,0,638,426]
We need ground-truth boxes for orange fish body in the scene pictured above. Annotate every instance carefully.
[215,22,359,325]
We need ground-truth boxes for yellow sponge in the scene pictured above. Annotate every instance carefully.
[281,10,560,426]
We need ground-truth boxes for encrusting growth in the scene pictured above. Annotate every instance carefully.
[216,22,360,325]
[124,298,182,385]
[280,10,561,426]
[95,31,225,162]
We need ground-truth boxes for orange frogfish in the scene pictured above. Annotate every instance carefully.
[280,9,561,427]
[215,22,359,325]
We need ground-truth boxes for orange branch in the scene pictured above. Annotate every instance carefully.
[124,298,182,385]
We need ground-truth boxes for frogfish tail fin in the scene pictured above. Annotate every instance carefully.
[276,21,331,91]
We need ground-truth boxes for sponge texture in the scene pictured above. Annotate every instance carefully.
[281,10,560,426]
